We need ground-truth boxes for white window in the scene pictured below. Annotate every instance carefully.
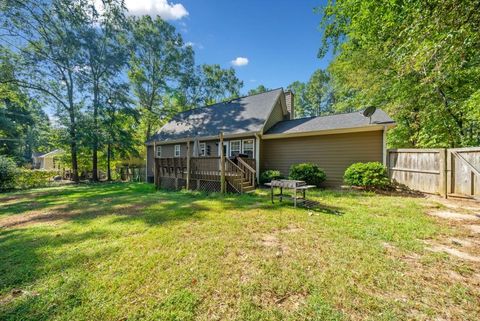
[156,146,162,158]
[174,144,181,157]
[242,139,254,158]
[230,140,241,157]
[199,143,206,156]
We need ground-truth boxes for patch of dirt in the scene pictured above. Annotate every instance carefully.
[428,210,480,221]
[261,235,280,247]
[0,288,39,306]
[0,201,152,228]
[466,225,480,234]
[279,224,303,234]
[255,291,308,312]
[0,191,52,204]
[258,233,290,258]
[449,238,480,247]
[427,244,480,262]
[425,195,480,213]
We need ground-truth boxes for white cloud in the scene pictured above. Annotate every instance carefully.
[231,57,249,67]
[92,0,188,20]
[125,0,188,20]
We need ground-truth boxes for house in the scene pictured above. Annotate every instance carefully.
[146,88,395,191]
[32,149,65,170]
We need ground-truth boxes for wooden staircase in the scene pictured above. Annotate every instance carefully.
[225,157,256,193]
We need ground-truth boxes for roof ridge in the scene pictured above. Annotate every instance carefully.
[275,109,390,124]
[170,88,284,119]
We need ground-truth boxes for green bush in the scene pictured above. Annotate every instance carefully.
[16,169,58,189]
[0,156,18,191]
[260,169,283,184]
[289,163,326,187]
[344,162,391,189]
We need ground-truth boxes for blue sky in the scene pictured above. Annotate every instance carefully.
[165,0,332,93]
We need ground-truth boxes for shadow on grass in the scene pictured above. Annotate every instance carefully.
[0,183,211,228]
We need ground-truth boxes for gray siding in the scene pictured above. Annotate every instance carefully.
[260,130,383,187]
[146,145,154,177]
[155,136,256,158]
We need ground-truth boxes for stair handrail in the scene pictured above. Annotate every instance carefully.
[237,157,256,187]
[237,157,256,174]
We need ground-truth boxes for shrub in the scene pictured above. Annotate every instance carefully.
[289,163,326,187]
[260,169,283,184]
[16,169,58,189]
[344,162,391,189]
[0,156,18,191]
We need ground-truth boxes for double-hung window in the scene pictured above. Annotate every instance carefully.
[156,146,162,158]
[199,143,206,156]
[174,144,181,157]
[230,140,241,157]
[242,139,254,158]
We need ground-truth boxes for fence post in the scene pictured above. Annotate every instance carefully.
[446,149,452,197]
[439,148,447,198]
[220,132,226,194]
[186,141,191,190]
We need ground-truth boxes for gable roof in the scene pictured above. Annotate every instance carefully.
[32,149,64,158]
[147,88,283,143]
[264,109,395,136]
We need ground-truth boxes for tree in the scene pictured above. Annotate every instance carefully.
[128,16,194,142]
[287,69,332,118]
[1,0,85,180]
[248,85,269,96]
[103,83,139,181]
[78,0,129,181]
[305,69,331,116]
[195,64,243,105]
[317,0,480,147]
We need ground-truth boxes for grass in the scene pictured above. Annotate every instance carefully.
[0,183,479,320]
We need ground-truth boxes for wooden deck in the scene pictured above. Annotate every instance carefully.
[154,156,256,193]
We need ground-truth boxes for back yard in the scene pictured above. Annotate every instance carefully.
[0,183,479,320]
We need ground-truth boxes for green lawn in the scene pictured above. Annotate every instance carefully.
[0,183,479,320]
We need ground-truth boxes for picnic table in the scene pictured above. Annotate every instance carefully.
[265,179,316,208]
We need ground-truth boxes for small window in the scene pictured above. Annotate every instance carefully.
[242,139,254,158]
[156,146,162,158]
[199,143,206,156]
[174,144,181,157]
[230,140,241,157]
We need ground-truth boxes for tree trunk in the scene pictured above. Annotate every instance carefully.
[70,140,79,183]
[107,143,112,181]
[92,85,99,182]
[67,75,79,183]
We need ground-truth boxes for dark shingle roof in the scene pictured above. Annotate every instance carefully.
[264,109,395,135]
[147,88,283,142]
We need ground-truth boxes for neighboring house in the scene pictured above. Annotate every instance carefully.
[146,88,395,188]
[32,149,64,170]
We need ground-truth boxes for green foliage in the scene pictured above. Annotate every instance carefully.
[318,0,480,147]
[0,156,18,191]
[195,64,243,105]
[259,169,283,184]
[248,85,269,96]
[289,163,326,187]
[16,169,58,190]
[128,15,194,141]
[287,69,333,118]
[343,162,390,189]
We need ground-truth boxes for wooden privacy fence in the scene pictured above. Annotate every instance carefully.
[387,148,480,200]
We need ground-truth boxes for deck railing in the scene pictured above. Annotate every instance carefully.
[190,157,221,180]
[237,157,256,188]
[155,156,256,193]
